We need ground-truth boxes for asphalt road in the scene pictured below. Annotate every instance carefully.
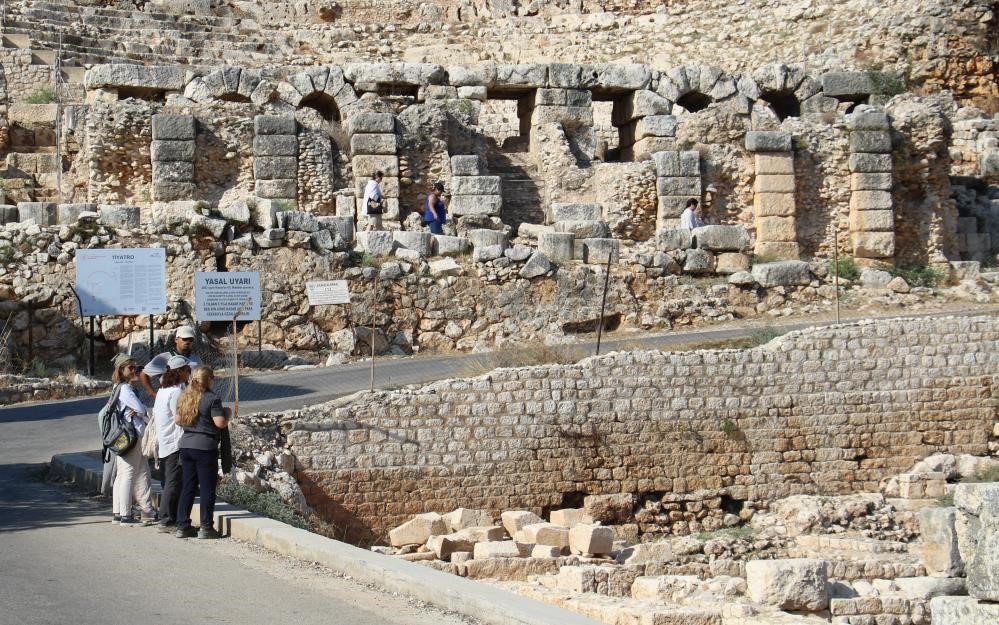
[0,462,475,625]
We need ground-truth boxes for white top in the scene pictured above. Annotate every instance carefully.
[153,384,185,457]
[361,179,382,217]
[680,207,705,230]
[116,383,148,437]
[143,351,203,379]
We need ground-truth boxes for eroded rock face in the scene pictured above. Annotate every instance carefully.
[919,507,963,577]
[954,483,999,601]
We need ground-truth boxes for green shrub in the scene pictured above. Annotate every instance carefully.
[360,253,380,268]
[890,265,947,288]
[491,342,578,368]
[25,88,58,104]
[962,465,999,484]
[751,253,780,265]
[830,257,860,281]
[216,479,308,529]
[697,526,755,542]
[747,326,785,347]
[721,419,739,439]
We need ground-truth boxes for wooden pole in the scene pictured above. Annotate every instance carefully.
[369,313,376,392]
[833,226,841,325]
[595,252,613,356]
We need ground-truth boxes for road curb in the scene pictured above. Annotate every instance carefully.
[50,452,603,625]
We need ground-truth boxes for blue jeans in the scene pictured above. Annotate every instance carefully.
[176,447,218,530]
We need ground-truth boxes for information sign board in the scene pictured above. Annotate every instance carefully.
[305,280,351,306]
[76,248,167,316]
[194,272,261,321]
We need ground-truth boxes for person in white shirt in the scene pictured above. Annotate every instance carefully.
[110,353,157,526]
[139,325,203,401]
[153,354,191,532]
[361,171,384,231]
[680,198,705,230]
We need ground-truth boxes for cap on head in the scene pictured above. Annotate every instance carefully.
[111,353,136,370]
[175,325,196,339]
[166,354,191,370]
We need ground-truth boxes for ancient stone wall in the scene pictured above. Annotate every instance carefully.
[286,315,999,540]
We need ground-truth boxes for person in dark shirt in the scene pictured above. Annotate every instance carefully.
[173,366,232,539]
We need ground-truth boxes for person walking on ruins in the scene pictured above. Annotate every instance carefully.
[109,354,158,526]
[139,325,203,401]
[680,198,705,230]
[153,355,191,533]
[362,171,385,231]
[174,366,232,539]
[423,181,447,235]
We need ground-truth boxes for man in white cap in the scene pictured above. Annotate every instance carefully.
[139,325,203,400]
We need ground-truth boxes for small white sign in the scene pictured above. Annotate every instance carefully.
[306,280,351,306]
[195,272,261,321]
[76,248,167,316]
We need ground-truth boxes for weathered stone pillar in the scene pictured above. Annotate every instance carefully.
[747,131,799,259]
[653,150,701,230]
[253,114,298,201]
[346,112,399,224]
[151,114,195,202]
[846,108,894,261]
[626,115,677,162]
[449,155,502,220]
[530,88,594,157]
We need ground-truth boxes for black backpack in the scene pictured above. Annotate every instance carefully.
[98,384,138,461]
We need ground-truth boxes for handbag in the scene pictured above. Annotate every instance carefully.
[141,413,159,462]
[367,198,383,215]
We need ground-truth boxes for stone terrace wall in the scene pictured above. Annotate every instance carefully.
[287,315,999,541]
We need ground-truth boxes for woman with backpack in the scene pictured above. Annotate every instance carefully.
[152,355,191,532]
[174,366,232,539]
[109,353,157,526]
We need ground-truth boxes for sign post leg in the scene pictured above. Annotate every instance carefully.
[257,319,262,354]
[369,314,375,393]
[89,317,95,376]
[148,315,154,356]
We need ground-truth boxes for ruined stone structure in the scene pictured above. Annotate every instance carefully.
[279,316,998,540]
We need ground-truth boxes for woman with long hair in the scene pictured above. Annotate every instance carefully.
[152,355,191,532]
[110,353,157,526]
[174,366,232,539]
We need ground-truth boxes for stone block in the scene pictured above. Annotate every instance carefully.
[433,235,472,256]
[683,248,715,274]
[930,596,999,625]
[531,105,593,128]
[555,220,610,239]
[519,252,552,278]
[254,115,296,136]
[755,153,795,175]
[392,231,434,256]
[579,238,620,264]
[849,153,893,173]
[346,112,395,136]
[190,214,226,238]
[0,205,16,224]
[467,229,508,251]
[310,229,336,251]
[954,483,999,601]
[745,131,792,152]
[850,190,893,211]
[691,225,750,251]
[821,72,877,98]
[85,64,186,91]
[630,137,678,162]
[388,512,448,547]
[317,215,354,243]
[452,176,501,196]
[501,511,543,537]
[16,201,56,225]
[97,204,140,229]
[656,228,693,251]
[851,173,893,191]
[919,507,964,577]
[755,241,801,259]
[653,150,700,177]
[218,199,251,224]
[752,260,812,287]
[846,108,891,131]
[151,140,195,163]
[250,199,278,229]
[753,193,796,218]
[549,509,594,528]
[57,203,97,224]
[551,203,602,222]
[281,210,319,233]
[754,174,795,194]
[472,541,523,560]
[443,508,494,532]
[746,559,828,611]
[531,545,561,558]
[457,86,487,100]
[616,543,674,566]
[849,209,894,232]
[515,523,570,549]
[657,196,691,220]
[153,181,196,202]
[860,268,892,289]
[450,155,483,176]
[350,133,397,155]
[356,231,395,257]
[634,115,678,140]
[152,114,195,140]
[494,63,547,88]
[657,176,701,197]
[153,160,195,183]
[756,216,797,242]
[891,577,966,601]
[852,231,895,258]
[352,155,399,178]
[429,257,462,277]
[427,533,475,561]
[336,195,356,217]
[850,130,892,153]
[254,156,297,181]
[568,525,614,556]
[538,232,575,263]
[716,252,751,274]
[253,228,285,248]
[253,135,298,157]
[584,493,634,524]
[613,90,673,124]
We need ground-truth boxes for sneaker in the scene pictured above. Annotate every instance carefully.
[197,527,221,540]
[118,516,141,526]
[175,526,197,538]
[112,515,122,525]
[157,523,176,534]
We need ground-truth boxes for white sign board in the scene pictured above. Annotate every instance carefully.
[195,272,261,321]
[305,280,351,306]
[76,248,167,316]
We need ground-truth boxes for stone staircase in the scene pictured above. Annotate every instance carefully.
[486,145,547,231]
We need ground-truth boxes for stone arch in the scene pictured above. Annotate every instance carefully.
[656,64,741,114]
[751,65,822,120]
[184,66,264,104]
[282,67,360,121]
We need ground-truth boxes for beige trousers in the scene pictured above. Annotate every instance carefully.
[113,442,153,517]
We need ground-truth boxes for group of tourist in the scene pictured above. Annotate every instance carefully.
[103,325,232,540]
[361,171,448,234]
